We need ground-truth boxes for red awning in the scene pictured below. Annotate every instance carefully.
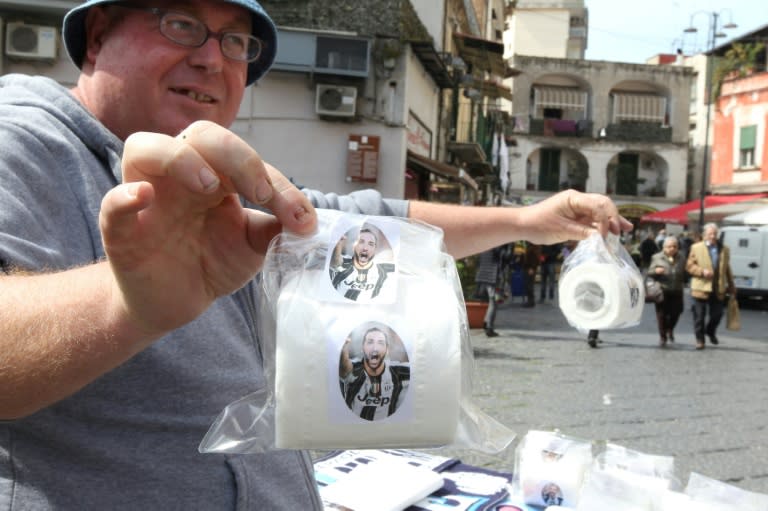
[640,194,768,225]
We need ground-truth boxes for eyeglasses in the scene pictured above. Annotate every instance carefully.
[115,4,264,63]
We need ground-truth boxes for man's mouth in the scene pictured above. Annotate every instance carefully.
[171,88,215,104]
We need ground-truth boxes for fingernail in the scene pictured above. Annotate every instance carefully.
[199,167,219,191]
[254,178,273,203]
[294,206,312,224]
[125,182,141,198]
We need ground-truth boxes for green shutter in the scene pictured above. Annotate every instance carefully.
[740,125,757,150]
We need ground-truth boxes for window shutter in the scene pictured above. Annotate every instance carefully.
[740,125,757,150]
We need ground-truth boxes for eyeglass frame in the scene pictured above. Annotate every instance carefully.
[112,3,264,63]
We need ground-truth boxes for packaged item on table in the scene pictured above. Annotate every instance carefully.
[511,430,594,508]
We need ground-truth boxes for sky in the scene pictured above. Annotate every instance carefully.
[584,0,767,64]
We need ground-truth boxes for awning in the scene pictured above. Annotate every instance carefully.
[466,77,512,100]
[612,94,666,123]
[640,194,768,225]
[723,205,768,226]
[452,32,513,78]
[410,41,455,89]
[446,141,486,163]
[690,199,768,224]
[533,87,587,110]
[406,150,478,191]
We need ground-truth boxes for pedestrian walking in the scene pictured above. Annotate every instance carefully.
[639,231,659,269]
[522,242,541,308]
[686,223,735,350]
[475,246,505,337]
[648,236,686,347]
[587,329,600,348]
[538,243,561,303]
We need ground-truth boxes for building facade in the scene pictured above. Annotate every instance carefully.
[709,25,768,195]
[501,3,695,226]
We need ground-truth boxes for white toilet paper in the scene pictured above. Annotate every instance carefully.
[274,270,462,449]
[558,262,643,330]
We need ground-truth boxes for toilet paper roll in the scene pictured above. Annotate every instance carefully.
[558,262,643,330]
[274,270,462,449]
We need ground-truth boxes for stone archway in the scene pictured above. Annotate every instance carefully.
[606,151,669,197]
[525,147,589,192]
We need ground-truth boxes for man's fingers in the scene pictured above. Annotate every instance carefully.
[178,121,317,234]
[123,132,222,196]
[567,191,632,237]
[99,182,155,251]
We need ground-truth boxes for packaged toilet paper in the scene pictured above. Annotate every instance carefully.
[558,233,644,330]
[199,209,516,454]
[512,430,594,508]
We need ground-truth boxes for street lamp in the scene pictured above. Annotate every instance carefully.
[683,11,737,231]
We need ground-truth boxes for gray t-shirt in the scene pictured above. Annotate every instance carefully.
[0,74,408,510]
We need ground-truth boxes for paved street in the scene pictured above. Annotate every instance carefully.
[441,291,768,495]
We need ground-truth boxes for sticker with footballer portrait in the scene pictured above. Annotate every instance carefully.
[325,216,400,304]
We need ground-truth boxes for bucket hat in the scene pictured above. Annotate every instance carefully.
[62,0,277,86]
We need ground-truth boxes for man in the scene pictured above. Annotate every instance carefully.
[330,227,395,301]
[639,231,659,269]
[522,242,541,307]
[339,327,409,421]
[686,223,735,350]
[0,0,632,508]
[538,242,561,303]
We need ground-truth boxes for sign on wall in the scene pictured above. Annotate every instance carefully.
[347,135,380,183]
[406,112,432,157]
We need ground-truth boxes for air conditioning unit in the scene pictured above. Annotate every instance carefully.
[315,84,357,117]
[5,22,58,59]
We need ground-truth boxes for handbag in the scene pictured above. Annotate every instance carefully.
[726,295,741,330]
[644,275,664,303]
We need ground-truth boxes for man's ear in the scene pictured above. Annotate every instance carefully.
[82,7,112,68]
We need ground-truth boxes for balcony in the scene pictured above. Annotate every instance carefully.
[529,118,594,138]
[605,122,672,143]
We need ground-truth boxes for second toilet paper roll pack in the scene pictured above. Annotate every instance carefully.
[558,234,644,330]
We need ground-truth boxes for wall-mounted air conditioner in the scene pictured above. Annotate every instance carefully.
[315,84,357,117]
[5,22,58,59]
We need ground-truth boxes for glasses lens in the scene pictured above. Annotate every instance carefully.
[221,34,262,62]
[161,12,206,46]
[158,11,263,63]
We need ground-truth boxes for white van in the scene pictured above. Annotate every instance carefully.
[720,224,768,299]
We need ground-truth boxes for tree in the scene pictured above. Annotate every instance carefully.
[712,42,766,100]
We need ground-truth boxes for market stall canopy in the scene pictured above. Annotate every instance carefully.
[640,193,768,225]
[686,199,768,224]
[722,205,768,226]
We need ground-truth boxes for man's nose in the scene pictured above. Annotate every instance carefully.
[187,37,226,74]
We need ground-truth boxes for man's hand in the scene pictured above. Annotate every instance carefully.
[99,121,317,338]
[517,190,633,245]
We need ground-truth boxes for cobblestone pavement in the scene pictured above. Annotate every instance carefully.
[437,292,768,495]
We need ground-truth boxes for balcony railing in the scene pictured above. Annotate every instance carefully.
[605,122,672,143]
[529,118,594,138]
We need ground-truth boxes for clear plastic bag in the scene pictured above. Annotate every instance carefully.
[682,472,768,510]
[199,209,515,454]
[511,430,595,508]
[575,444,680,511]
[558,232,644,331]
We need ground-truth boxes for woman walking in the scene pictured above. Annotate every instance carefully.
[648,236,686,347]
